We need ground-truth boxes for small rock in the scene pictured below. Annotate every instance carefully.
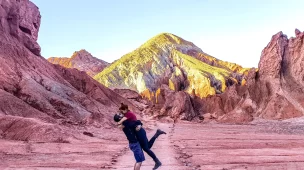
[83,131,94,137]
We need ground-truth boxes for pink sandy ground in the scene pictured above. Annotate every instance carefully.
[2,118,304,170]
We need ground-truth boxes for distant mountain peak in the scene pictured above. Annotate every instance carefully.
[71,49,94,60]
[152,33,184,42]
[140,32,195,49]
[48,50,109,77]
[151,33,183,42]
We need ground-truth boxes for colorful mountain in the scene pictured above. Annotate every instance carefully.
[94,33,250,99]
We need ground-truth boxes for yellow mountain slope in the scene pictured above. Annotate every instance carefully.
[94,33,250,99]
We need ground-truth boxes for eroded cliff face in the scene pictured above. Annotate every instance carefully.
[94,33,249,99]
[48,49,109,77]
[0,0,41,55]
[0,0,137,142]
[199,29,304,123]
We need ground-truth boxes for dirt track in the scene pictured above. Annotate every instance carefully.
[2,119,304,170]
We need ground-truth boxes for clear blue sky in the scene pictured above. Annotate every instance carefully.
[31,0,304,68]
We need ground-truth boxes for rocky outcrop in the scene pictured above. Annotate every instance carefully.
[0,0,138,141]
[155,85,197,120]
[199,29,304,123]
[48,49,109,77]
[0,0,41,56]
[113,89,148,111]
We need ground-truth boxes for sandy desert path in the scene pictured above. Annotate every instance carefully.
[112,119,304,170]
[112,122,190,170]
[2,119,304,169]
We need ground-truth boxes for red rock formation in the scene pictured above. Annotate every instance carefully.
[149,85,197,121]
[48,49,109,77]
[199,29,304,123]
[0,0,41,56]
[0,0,137,142]
[113,89,149,111]
[295,29,301,36]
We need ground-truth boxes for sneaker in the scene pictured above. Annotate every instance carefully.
[153,160,162,170]
[156,129,167,135]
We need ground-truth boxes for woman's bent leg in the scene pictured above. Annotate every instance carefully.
[137,128,158,160]
[148,129,167,148]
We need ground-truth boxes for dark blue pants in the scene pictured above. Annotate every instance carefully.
[136,128,158,160]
